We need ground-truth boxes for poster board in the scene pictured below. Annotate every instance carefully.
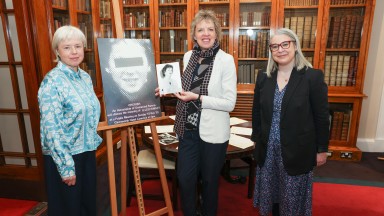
[97,38,161,125]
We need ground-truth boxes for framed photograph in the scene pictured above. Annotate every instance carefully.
[156,62,182,95]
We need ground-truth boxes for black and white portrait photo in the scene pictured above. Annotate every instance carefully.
[156,62,182,95]
[97,38,161,125]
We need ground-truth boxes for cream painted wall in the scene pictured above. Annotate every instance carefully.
[357,0,384,152]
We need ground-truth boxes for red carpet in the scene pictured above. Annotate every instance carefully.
[126,178,384,216]
[0,198,37,216]
[1,178,383,215]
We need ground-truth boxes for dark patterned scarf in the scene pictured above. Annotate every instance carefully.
[174,40,220,138]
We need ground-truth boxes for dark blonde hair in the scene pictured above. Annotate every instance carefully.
[190,10,222,42]
[161,64,173,78]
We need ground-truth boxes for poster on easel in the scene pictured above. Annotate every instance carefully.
[97,38,162,125]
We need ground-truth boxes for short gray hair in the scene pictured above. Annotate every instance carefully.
[190,10,222,43]
[266,28,312,77]
[52,25,86,62]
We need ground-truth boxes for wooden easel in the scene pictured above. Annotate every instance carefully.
[97,116,174,216]
[97,1,174,215]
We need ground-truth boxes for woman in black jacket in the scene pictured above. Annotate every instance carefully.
[251,28,330,216]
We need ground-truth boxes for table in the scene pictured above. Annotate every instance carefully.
[141,118,256,198]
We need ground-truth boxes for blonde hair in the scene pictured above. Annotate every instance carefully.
[190,10,222,42]
[52,25,86,62]
[266,28,312,77]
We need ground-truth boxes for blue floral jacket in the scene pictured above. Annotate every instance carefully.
[38,61,102,178]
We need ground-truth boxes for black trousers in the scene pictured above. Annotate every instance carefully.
[44,151,97,216]
[177,130,228,216]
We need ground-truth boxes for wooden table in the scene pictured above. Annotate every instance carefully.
[141,118,256,198]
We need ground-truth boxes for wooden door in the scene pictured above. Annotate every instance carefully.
[0,0,45,200]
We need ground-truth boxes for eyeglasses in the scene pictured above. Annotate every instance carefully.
[269,41,296,52]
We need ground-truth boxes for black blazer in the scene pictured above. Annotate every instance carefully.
[251,67,330,175]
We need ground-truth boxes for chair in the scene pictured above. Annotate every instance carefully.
[126,128,178,210]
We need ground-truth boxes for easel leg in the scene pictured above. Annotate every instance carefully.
[150,122,174,216]
[127,126,146,216]
[121,129,127,216]
[106,129,118,216]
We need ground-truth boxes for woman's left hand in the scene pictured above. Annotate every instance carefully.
[316,152,327,166]
[174,91,198,102]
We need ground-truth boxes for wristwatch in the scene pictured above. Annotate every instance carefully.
[197,94,201,101]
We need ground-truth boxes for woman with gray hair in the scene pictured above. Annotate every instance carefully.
[38,25,102,216]
[251,28,329,216]
[156,9,237,216]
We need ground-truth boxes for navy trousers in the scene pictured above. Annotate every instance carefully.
[44,151,97,216]
[177,130,228,216]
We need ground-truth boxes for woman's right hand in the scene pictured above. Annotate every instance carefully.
[155,87,161,97]
[62,175,76,186]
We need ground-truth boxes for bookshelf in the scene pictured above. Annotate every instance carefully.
[44,0,376,161]
[231,0,277,120]
[153,0,190,72]
[235,0,277,91]
[51,0,70,30]
[277,0,375,161]
[121,0,153,41]
[47,0,102,91]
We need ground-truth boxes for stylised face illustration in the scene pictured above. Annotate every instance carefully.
[107,41,150,95]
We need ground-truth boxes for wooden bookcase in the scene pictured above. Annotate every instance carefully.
[47,0,102,92]
[278,0,375,161]
[44,0,376,161]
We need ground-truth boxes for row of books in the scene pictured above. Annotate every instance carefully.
[331,0,366,5]
[329,110,351,141]
[124,30,150,39]
[124,12,149,28]
[160,0,187,3]
[237,64,260,84]
[52,0,67,8]
[100,0,111,19]
[123,0,148,4]
[239,11,270,27]
[158,10,187,28]
[78,21,93,49]
[285,0,319,6]
[219,34,229,54]
[284,16,317,49]
[53,16,69,31]
[216,13,229,27]
[238,31,269,59]
[199,0,228,2]
[305,56,314,66]
[327,15,364,49]
[77,0,90,12]
[285,0,364,6]
[81,52,96,85]
[100,23,113,38]
[160,30,188,53]
[324,55,359,87]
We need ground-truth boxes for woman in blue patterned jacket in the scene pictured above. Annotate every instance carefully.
[38,25,102,216]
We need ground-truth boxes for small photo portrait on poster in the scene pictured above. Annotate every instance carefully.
[156,62,182,95]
